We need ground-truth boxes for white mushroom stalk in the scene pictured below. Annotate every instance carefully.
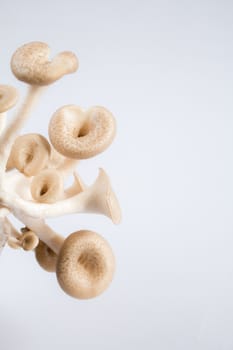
[0,41,121,300]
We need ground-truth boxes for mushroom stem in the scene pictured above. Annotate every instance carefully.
[17,217,64,254]
[0,112,7,134]
[4,217,21,239]
[3,168,121,224]
[48,148,79,176]
[0,207,20,250]
[57,158,79,177]
[0,85,46,175]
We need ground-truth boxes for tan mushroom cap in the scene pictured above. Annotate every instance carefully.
[11,42,79,86]
[35,240,57,272]
[21,231,39,251]
[30,169,64,203]
[0,85,19,113]
[10,133,51,176]
[56,230,115,299]
[49,105,116,159]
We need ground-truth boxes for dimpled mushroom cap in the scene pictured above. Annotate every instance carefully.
[30,169,64,203]
[56,230,115,299]
[0,85,19,112]
[49,105,116,159]
[10,133,51,176]
[11,42,79,86]
[35,241,57,272]
[21,231,39,251]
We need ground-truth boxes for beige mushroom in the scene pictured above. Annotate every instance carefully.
[9,133,51,176]
[0,84,19,134]
[56,230,115,299]
[35,240,57,272]
[21,230,39,251]
[0,42,121,301]
[5,223,39,251]
[11,41,78,86]
[16,216,115,298]
[30,168,64,203]
[48,105,116,159]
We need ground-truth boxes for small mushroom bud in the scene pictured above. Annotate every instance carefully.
[10,133,51,176]
[35,240,57,272]
[11,41,79,86]
[30,169,64,203]
[21,231,39,251]
[48,105,116,159]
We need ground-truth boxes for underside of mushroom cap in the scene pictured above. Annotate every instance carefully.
[11,42,79,85]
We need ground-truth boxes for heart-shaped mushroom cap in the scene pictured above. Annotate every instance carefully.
[0,85,19,113]
[11,42,79,85]
[49,105,116,159]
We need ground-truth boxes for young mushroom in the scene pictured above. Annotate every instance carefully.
[30,168,64,203]
[21,230,39,251]
[9,133,51,176]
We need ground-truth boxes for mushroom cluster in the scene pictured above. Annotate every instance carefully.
[0,42,121,299]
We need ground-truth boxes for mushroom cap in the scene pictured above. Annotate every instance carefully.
[21,231,39,251]
[56,230,115,299]
[30,169,64,203]
[11,42,79,86]
[0,85,19,113]
[35,240,57,272]
[10,133,51,176]
[48,105,116,159]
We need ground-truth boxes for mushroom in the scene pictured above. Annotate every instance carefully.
[30,168,64,203]
[35,240,57,272]
[21,230,39,251]
[0,84,18,134]
[0,42,121,300]
[9,133,51,176]
[11,41,78,86]
[56,230,115,299]
[49,105,116,159]
[5,223,39,251]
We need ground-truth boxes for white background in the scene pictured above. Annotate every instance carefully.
[0,0,233,349]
